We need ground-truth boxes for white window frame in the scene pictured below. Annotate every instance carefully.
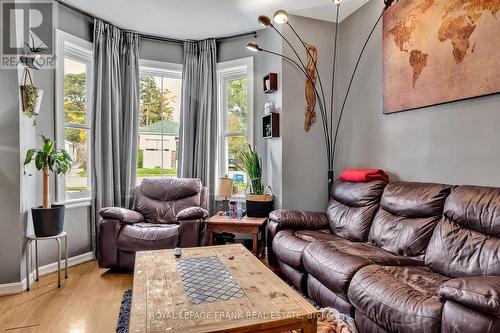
[55,30,93,203]
[138,59,182,177]
[216,57,254,195]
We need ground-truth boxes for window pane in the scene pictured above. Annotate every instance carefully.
[65,128,89,193]
[227,78,247,133]
[64,58,87,125]
[137,74,181,183]
[227,136,248,196]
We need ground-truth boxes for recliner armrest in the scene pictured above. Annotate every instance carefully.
[438,276,500,316]
[269,209,329,230]
[176,207,208,221]
[99,207,144,224]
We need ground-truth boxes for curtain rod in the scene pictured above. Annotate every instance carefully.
[56,0,257,44]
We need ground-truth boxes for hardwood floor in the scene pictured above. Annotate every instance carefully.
[0,260,133,333]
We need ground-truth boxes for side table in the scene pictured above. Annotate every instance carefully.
[25,231,68,291]
[204,216,267,256]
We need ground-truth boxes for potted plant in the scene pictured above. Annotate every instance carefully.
[237,145,273,217]
[24,135,72,237]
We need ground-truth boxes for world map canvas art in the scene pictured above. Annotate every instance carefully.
[383,0,500,114]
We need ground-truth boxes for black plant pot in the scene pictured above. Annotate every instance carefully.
[31,205,65,237]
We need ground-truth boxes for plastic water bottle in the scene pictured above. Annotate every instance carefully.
[236,201,243,219]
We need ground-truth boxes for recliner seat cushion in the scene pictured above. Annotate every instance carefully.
[426,185,500,277]
[117,222,179,251]
[348,265,449,333]
[328,180,387,242]
[369,181,452,259]
[272,229,340,269]
[303,240,422,300]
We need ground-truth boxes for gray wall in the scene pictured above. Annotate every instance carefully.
[336,0,500,186]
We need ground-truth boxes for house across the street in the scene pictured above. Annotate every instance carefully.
[139,120,179,169]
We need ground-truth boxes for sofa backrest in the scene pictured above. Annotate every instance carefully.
[369,181,452,259]
[133,178,204,223]
[426,185,500,277]
[327,180,387,242]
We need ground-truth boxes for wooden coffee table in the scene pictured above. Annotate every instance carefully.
[129,244,318,332]
[204,215,267,256]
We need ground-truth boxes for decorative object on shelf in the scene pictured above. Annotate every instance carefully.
[383,0,500,113]
[262,113,279,139]
[217,176,233,212]
[24,135,72,237]
[248,0,399,194]
[264,101,277,114]
[20,68,43,125]
[263,73,278,93]
[305,44,317,131]
[237,145,274,217]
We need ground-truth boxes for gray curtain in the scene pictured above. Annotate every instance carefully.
[90,19,140,252]
[178,39,218,212]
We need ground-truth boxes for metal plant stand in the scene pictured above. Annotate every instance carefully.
[25,231,68,291]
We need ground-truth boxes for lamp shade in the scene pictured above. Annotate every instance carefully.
[217,177,233,198]
[273,10,289,24]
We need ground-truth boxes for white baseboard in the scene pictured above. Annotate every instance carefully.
[0,251,94,296]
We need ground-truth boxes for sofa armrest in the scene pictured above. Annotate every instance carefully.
[438,276,500,316]
[269,209,329,230]
[176,207,208,221]
[97,219,121,268]
[99,207,144,224]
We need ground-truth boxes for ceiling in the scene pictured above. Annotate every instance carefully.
[62,0,371,40]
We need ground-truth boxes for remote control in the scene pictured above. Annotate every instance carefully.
[174,247,182,257]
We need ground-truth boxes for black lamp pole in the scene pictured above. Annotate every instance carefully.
[250,0,398,197]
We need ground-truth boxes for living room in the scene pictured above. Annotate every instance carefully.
[0,0,499,332]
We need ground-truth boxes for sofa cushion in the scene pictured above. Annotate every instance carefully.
[348,265,449,333]
[327,180,387,242]
[133,178,202,224]
[369,181,452,258]
[272,229,339,269]
[117,222,179,252]
[303,241,422,300]
[426,185,500,277]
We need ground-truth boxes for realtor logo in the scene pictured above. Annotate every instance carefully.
[1,0,57,69]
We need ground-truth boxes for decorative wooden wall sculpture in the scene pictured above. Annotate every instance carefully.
[304,45,317,132]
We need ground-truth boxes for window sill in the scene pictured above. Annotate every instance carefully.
[54,197,92,209]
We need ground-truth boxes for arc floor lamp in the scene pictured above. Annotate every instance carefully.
[247,0,397,193]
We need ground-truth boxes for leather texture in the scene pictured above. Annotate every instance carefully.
[438,276,500,316]
[441,301,500,333]
[133,178,203,223]
[97,178,207,270]
[327,180,387,241]
[269,209,329,230]
[348,265,448,333]
[274,259,306,291]
[369,181,452,258]
[354,310,389,333]
[426,185,500,277]
[98,207,144,223]
[176,206,208,220]
[307,275,354,315]
[272,229,337,270]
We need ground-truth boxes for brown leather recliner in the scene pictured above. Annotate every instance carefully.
[97,178,208,271]
[269,180,500,332]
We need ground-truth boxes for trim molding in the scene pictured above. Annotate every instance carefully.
[0,251,94,296]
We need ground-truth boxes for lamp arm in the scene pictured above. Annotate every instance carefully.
[332,9,384,170]
[286,22,328,128]
[330,4,340,169]
[259,48,332,169]
[271,25,308,72]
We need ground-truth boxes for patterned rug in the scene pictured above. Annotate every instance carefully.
[116,288,357,333]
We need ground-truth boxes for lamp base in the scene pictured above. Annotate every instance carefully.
[220,199,230,212]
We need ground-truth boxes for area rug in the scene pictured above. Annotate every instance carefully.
[116,289,357,333]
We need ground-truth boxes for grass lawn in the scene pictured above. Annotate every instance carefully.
[137,168,176,176]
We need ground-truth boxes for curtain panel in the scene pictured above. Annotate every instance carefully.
[178,39,218,213]
[90,19,140,253]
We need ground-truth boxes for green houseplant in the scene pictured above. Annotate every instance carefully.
[24,135,72,236]
[237,145,273,217]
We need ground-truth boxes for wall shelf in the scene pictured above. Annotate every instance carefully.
[262,113,279,139]
[263,73,277,94]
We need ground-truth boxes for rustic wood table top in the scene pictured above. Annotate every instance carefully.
[129,244,318,333]
[204,215,268,226]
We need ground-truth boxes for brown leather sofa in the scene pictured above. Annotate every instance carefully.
[269,180,500,332]
[97,178,208,270]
